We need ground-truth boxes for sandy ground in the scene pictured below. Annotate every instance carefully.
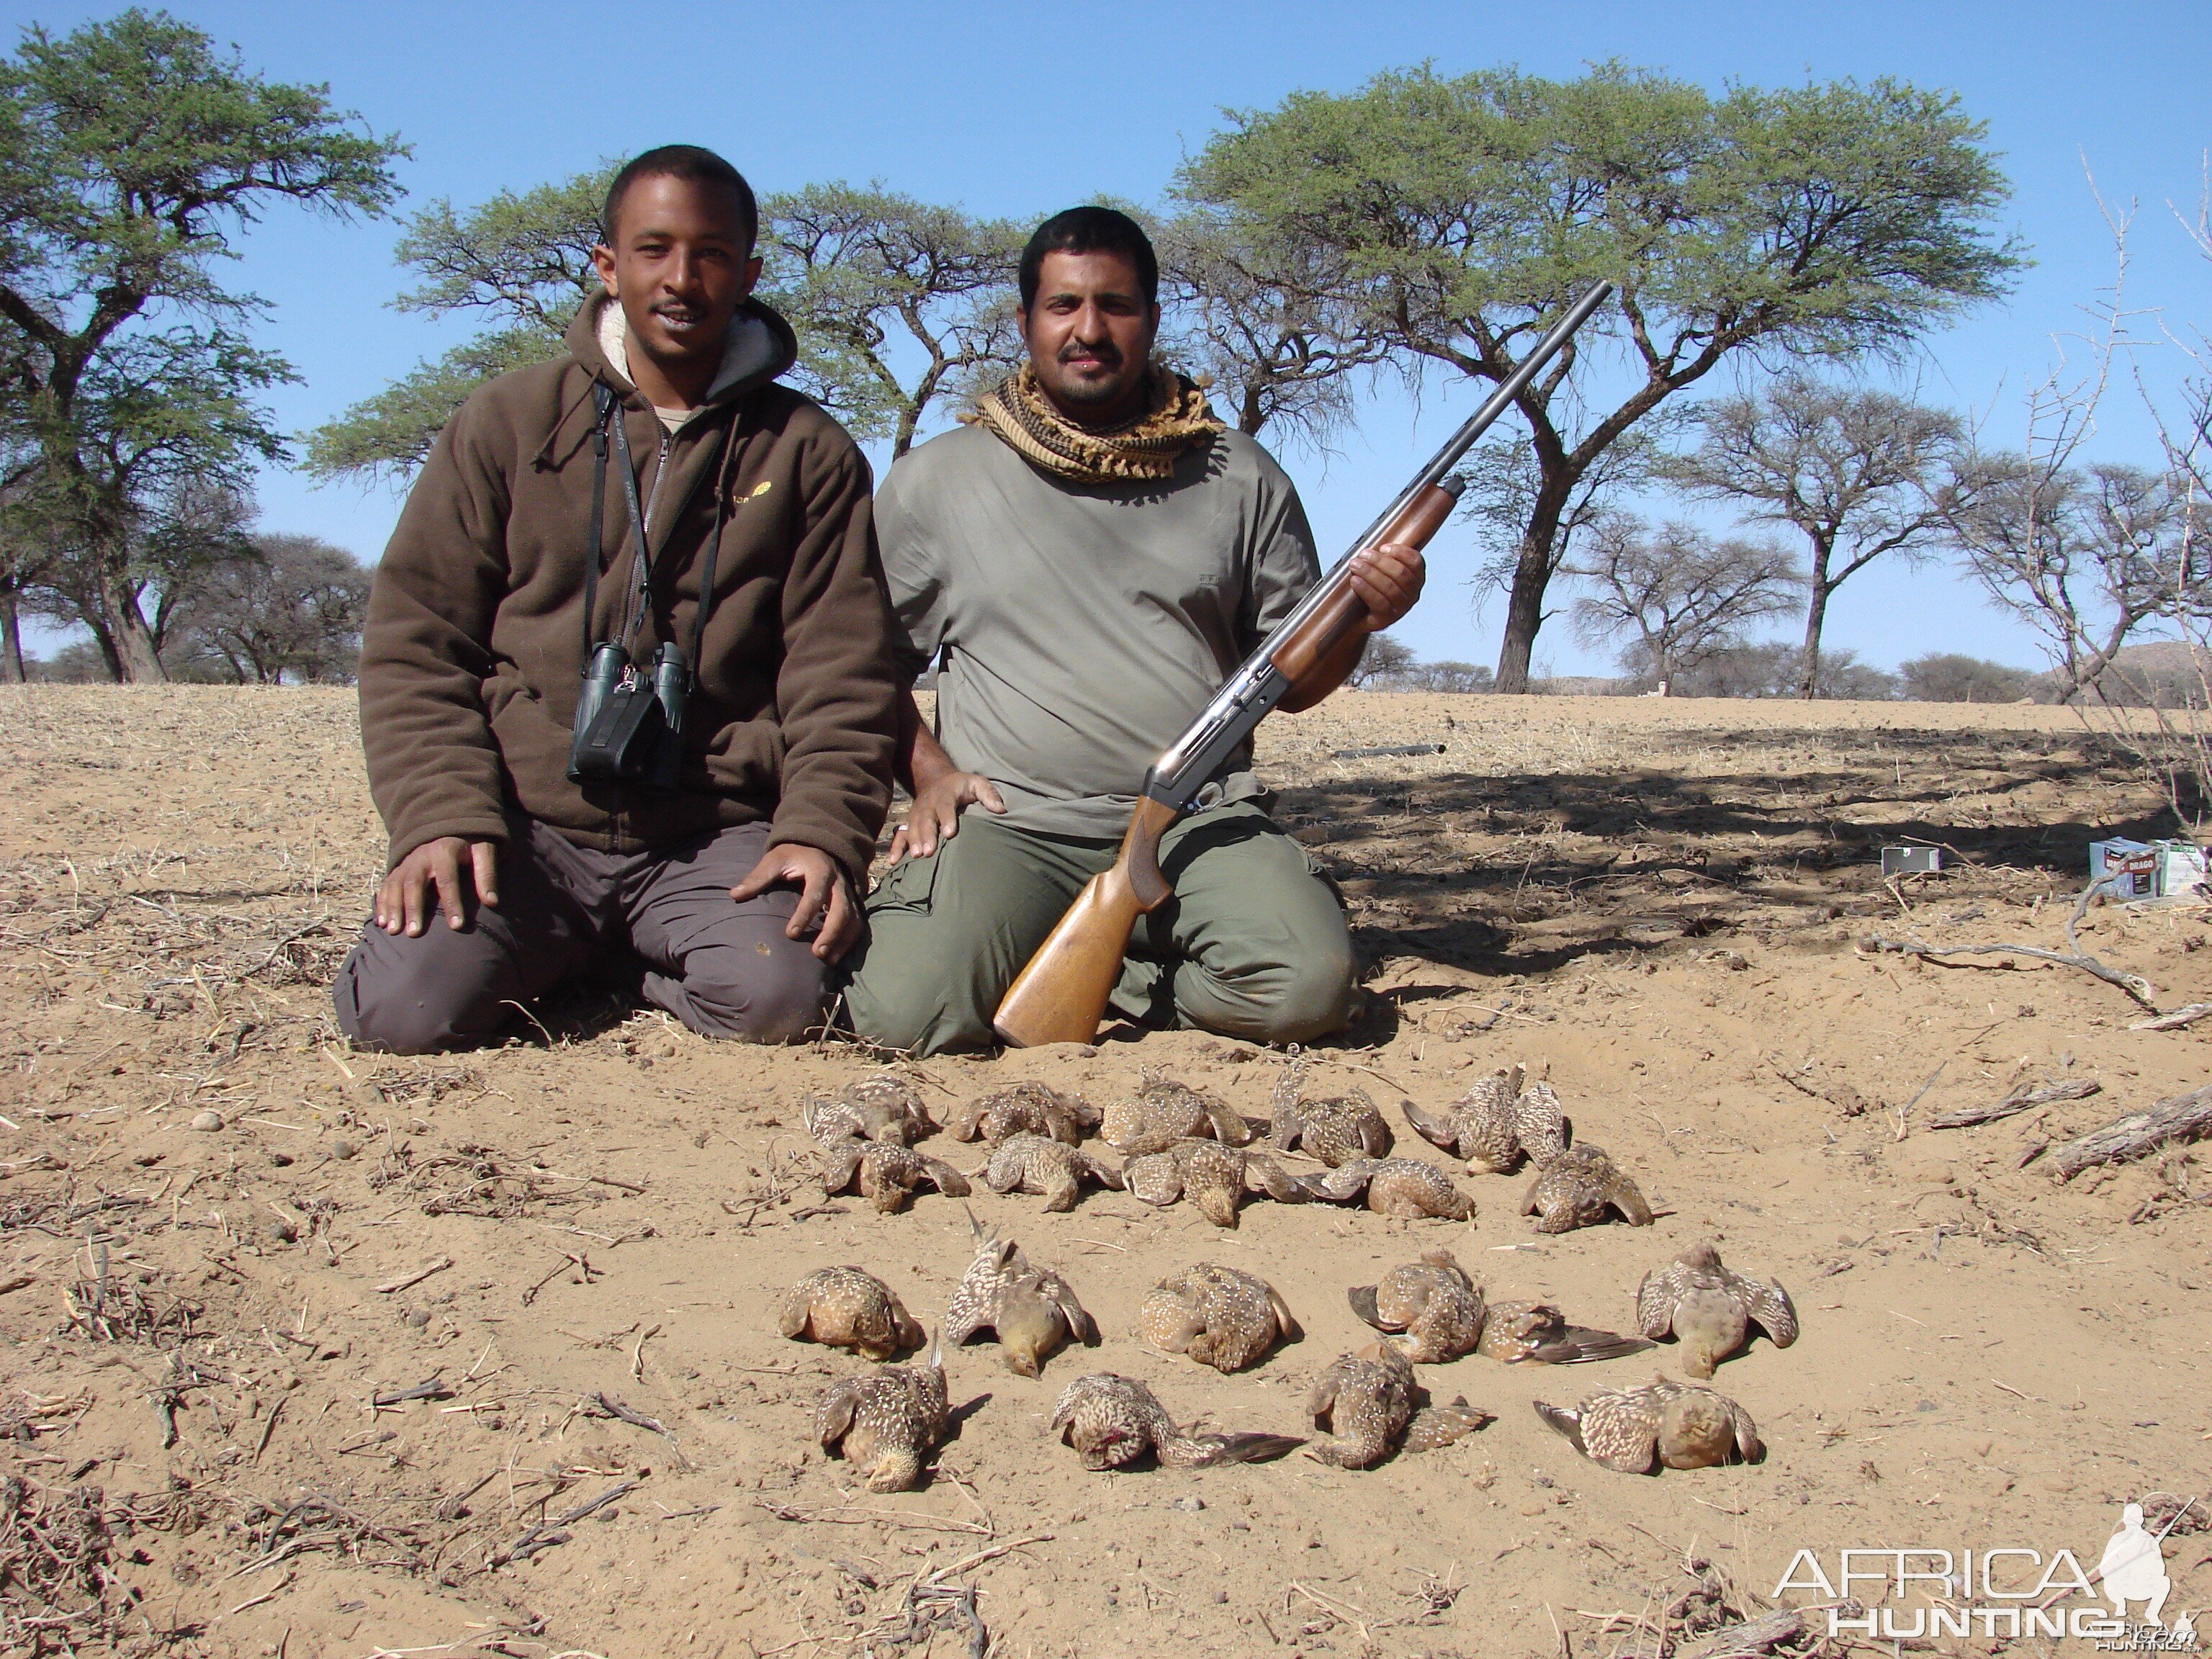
[0,685,2206,1659]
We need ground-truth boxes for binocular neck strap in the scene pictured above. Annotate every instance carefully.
[580,383,613,673]
[580,382,738,685]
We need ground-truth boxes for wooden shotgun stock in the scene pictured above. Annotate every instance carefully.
[989,279,1614,1050]
[991,484,1461,1049]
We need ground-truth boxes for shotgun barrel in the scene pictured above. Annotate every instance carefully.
[992,280,1614,1048]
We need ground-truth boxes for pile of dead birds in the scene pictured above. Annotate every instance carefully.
[793,1061,1796,1489]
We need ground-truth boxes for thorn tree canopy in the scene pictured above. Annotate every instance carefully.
[0,8,405,678]
[305,166,609,482]
[1181,63,2023,691]
[759,181,1025,458]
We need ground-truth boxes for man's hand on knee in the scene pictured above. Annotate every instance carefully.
[377,837,501,938]
[887,770,1005,864]
[732,842,860,963]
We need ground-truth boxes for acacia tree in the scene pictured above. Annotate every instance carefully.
[1948,459,2208,703]
[1182,64,2020,691]
[172,532,370,682]
[305,168,608,481]
[1566,518,1801,693]
[0,10,404,678]
[760,182,1024,457]
[1660,377,1961,698]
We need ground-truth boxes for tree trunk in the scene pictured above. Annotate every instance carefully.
[0,590,23,683]
[1494,478,1575,694]
[99,572,168,683]
[1797,580,1831,700]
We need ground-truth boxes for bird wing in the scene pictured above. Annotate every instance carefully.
[777,1284,816,1341]
[1079,1150,1126,1191]
[1304,1368,1341,1429]
[1635,1266,1679,1340]
[1583,1393,1663,1473]
[1347,1284,1388,1331]
[1040,1271,1095,1344]
[1747,1277,1799,1346]
[1727,1395,1766,1463]
[1607,1172,1657,1226]
[1532,1399,1587,1457]
[1399,1097,1460,1153]
[1123,1151,1182,1207]
[922,1156,972,1197]
[1267,1284,1302,1341]
[1511,1081,1568,1164]
[1242,1151,1302,1202]
[941,1267,998,1348]
[1299,1162,1372,1203]
[815,1380,860,1449]
[818,1145,862,1194]
[945,1099,984,1141]
[1202,1094,1257,1148]
[1532,1326,1659,1364]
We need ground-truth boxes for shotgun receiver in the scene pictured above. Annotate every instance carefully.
[990,280,1614,1048]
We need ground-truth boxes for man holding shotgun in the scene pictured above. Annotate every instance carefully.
[841,207,1423,1055]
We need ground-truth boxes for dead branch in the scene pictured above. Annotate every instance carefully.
[2049,1084,2212,1180]
[2131,1002,2212,1031]
[1862,878,2159,1010]
[585,1391,693,1473]
[1928,1077,2102,1130]
[490,1478,639,1568]
[374,1255,452,1295]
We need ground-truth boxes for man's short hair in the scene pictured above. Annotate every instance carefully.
[1019,207,1158,310]
[602,145,759,251]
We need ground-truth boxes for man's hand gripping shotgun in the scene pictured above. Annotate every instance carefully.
[991,280,1614,1048]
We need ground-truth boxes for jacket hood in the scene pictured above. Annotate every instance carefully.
[567,291,799,418]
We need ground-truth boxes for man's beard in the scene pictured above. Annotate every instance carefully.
[1046,345,1138,410]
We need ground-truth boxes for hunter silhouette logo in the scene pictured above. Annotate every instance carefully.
[1773,1498,2201,1647]
[2101,1504,2173,1625]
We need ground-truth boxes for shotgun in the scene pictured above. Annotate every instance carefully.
[991,279,1614,1048]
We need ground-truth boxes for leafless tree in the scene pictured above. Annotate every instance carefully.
[1947,458,2206,703]
[1346,632,1416,688]
[170,534,371,683]
[1660,376,1961,698]
[1566,518,1802,694]
[1154,211,1386,445]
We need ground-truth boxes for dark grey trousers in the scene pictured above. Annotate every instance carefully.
[332,817,827,1053]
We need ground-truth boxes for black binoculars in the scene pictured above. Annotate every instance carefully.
[567,639,690,788]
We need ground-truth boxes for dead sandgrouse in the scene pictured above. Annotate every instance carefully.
[1635,1241,1798,1378]
[778,1266,925,1361]
[1520,1145,1654,1233]
[1305,1342,1491,1469]
[817,1139,971,1213]
[1534,1376,1763,1474]
[1100,1069,1254,1156]
[1124,1137,1301,1228]
[802,1075,935,1146]
[976,1133,1124,1212]
[1140,1262,1299,1372]
[1267,1056,1393,1166]
[1298,1156,1475,1220]
[815,1331,949,1492]
[1473,1299,1654,1364]
[942,1214,1094,1379]
[945,1080,1100,1146]
[1050,1372,1302,1471]
[1402,1064,1568,1174]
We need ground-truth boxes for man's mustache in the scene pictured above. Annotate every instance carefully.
[1058,340,1122,367]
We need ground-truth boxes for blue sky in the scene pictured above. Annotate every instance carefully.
[9,0,2211,676]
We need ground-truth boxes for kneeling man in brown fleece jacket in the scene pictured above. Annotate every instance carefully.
[333,146,897,1053]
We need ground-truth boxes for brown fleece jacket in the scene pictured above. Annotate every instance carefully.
[358,295,896,879]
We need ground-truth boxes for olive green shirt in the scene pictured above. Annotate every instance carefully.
[876,422,1321,837]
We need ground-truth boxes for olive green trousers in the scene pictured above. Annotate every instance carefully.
[840,801,1357,1056]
